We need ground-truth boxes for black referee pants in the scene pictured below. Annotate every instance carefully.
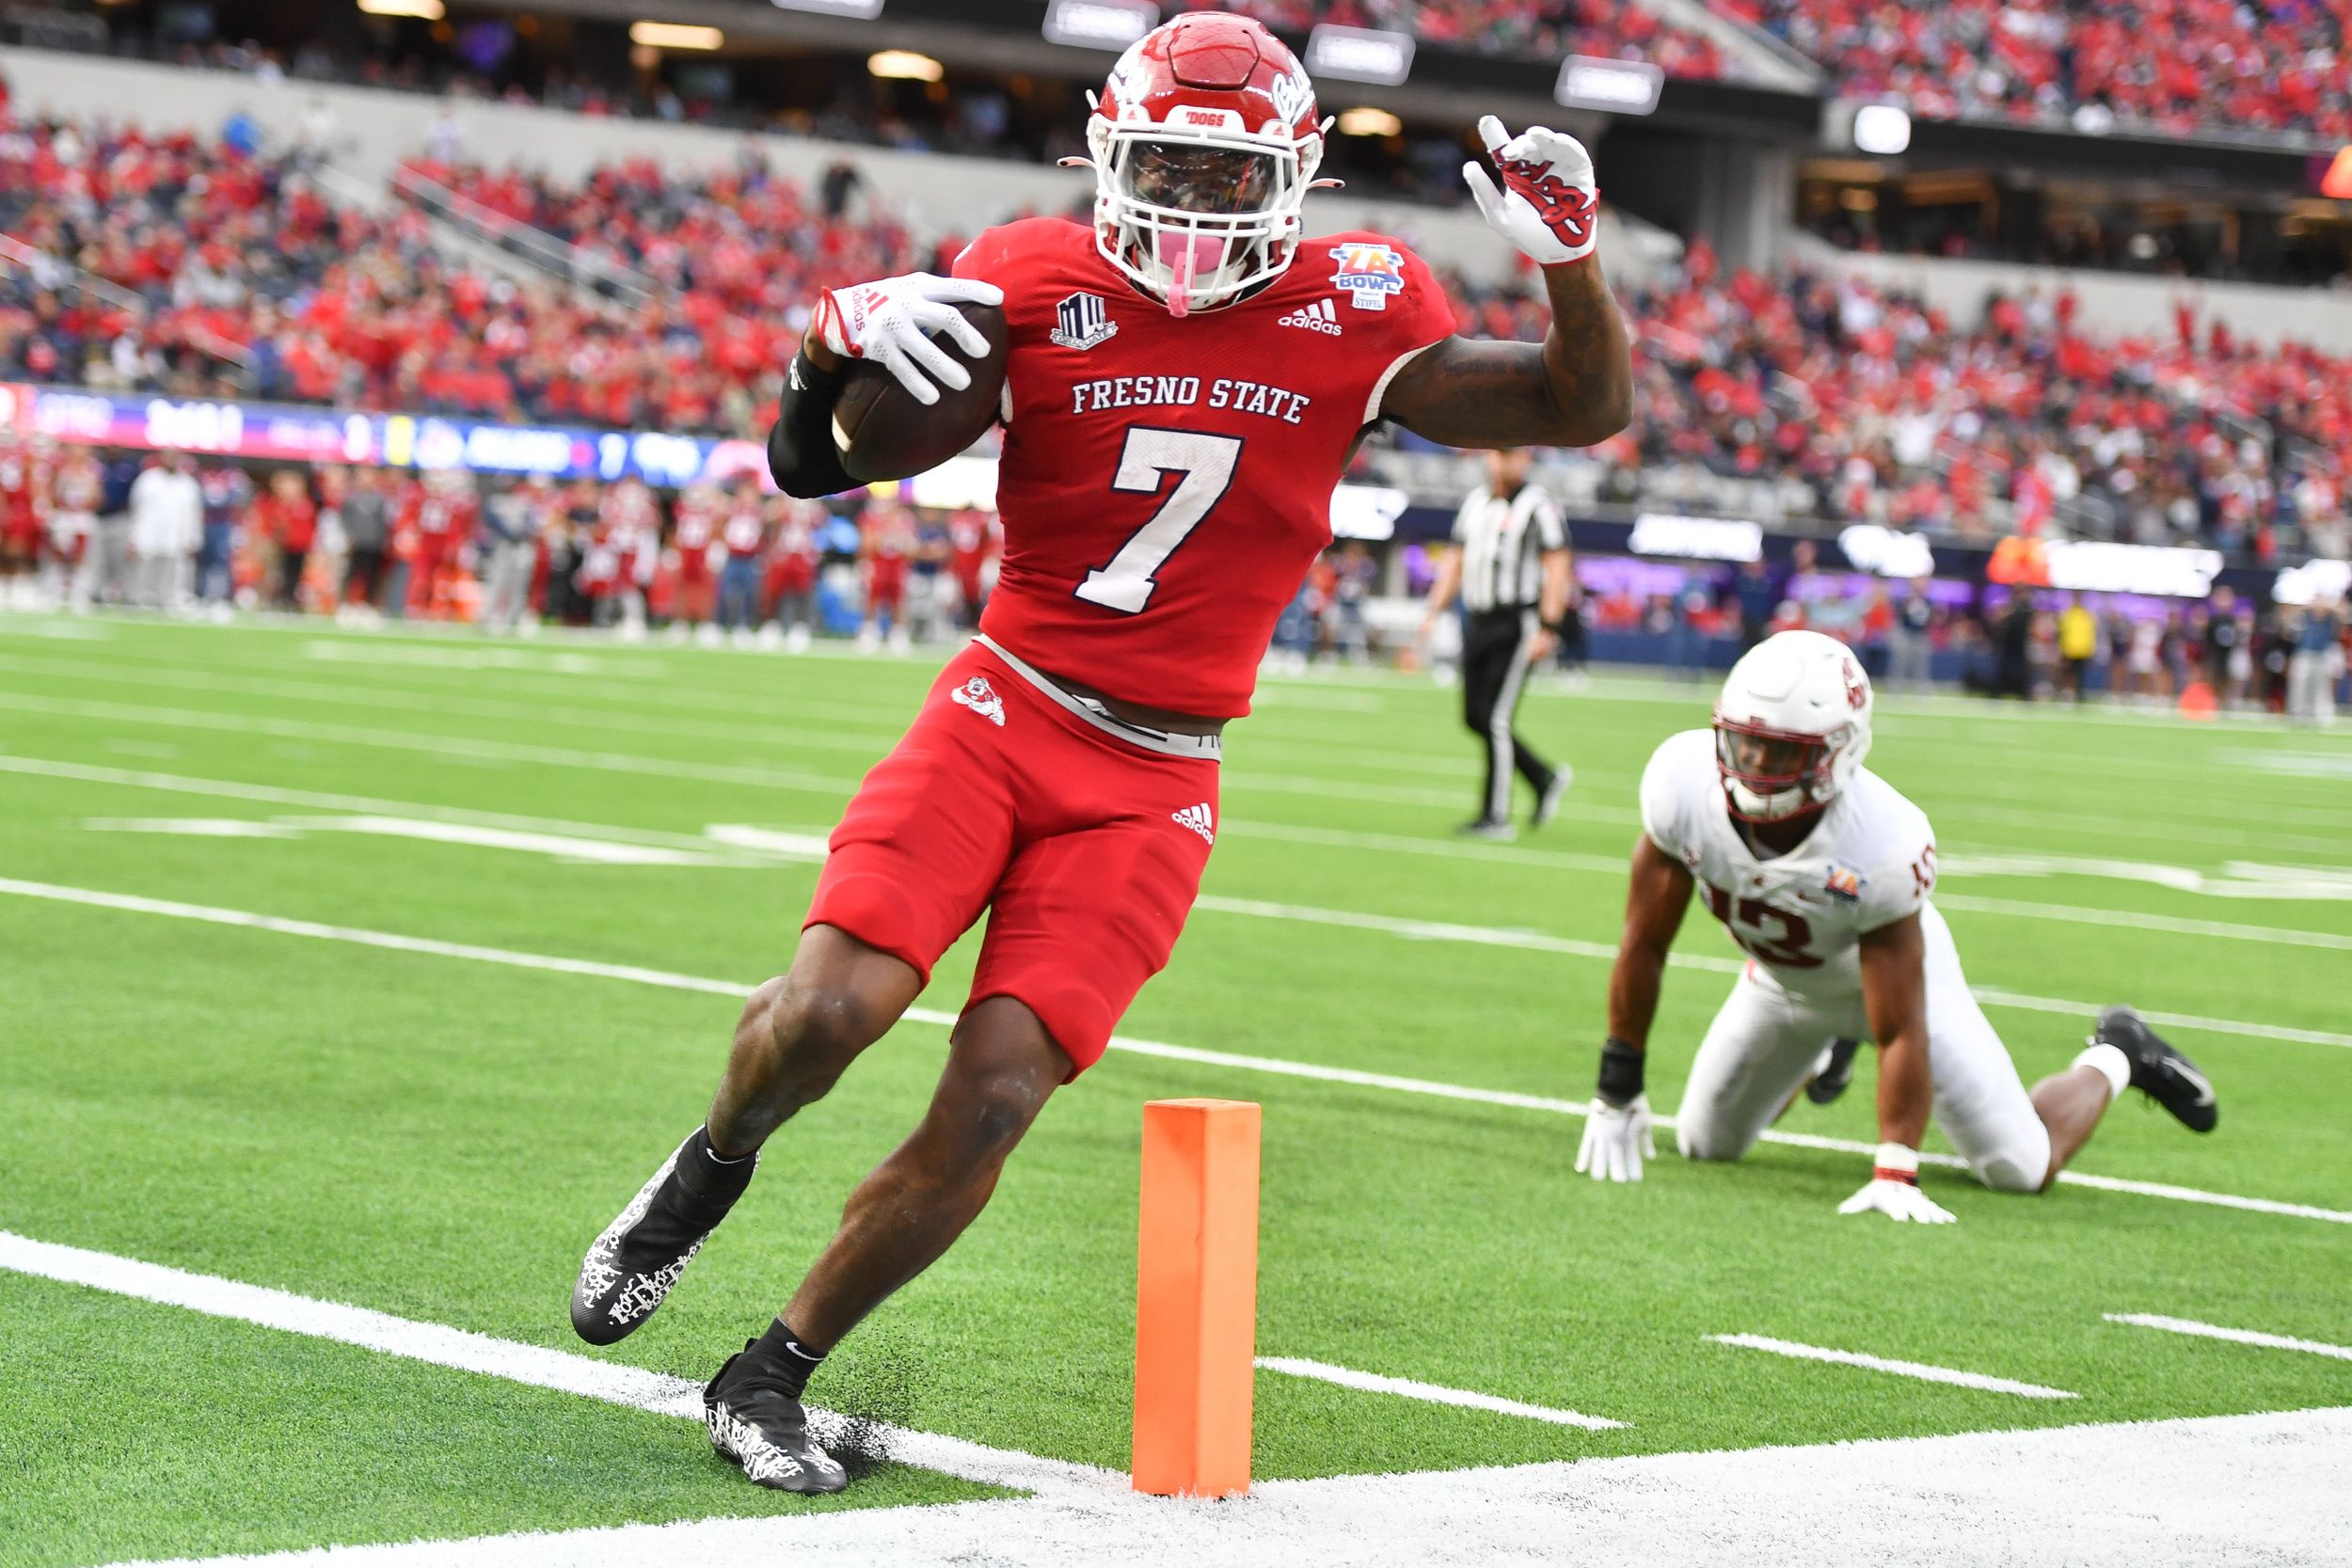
[1461,607,1554,823]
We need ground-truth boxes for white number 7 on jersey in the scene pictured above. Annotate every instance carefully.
[1073,425,1244,615]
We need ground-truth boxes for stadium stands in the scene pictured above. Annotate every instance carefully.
[1166,0,1735,78]
[5,102,2344,562]
[1720,0,2352,140]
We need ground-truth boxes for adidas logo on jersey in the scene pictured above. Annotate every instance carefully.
[1277,298,1343,336]
[1170,803,1216,845]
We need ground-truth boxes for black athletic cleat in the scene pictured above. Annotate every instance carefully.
[570,1130,754,1346]
[1805,1037,1863,1105]
[705,1345,850,1493]
[2095,1006,2218,1133]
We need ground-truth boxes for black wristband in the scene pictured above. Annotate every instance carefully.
[768,350,856,499]
[1597,1037,1645,1106]
[788,348,849,400]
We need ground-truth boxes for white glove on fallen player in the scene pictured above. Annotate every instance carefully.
[1574,1094,1656,1183]
[1462,116,1600,267]
[809,272,1004,406]
[1837,1177,1958,1224]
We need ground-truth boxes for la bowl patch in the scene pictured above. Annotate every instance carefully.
[1328,243,1406,311]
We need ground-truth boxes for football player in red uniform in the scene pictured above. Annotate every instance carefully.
[669,481,723,640]
[572,11,1629,1492]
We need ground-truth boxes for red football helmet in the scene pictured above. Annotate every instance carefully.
[1082,14,1327,317]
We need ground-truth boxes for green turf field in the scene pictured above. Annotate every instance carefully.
[2,612,2348,1567]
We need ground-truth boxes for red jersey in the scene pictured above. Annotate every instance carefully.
[258,493,319,552]
[673,496,721,578]
[953,217,1453,718]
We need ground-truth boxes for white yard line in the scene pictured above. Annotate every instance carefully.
[1705,1334,2077,1401]
[2105,1314,2352,1363]
[19,750,2344,954]
[3,878,2345,1227]
[1254,1357,1624,1430]
[0,755,768,855]
[1190,893,2352,1050]
[1934,895,2352,949]
[0,692,866,796]
[0,1228,1118,1500]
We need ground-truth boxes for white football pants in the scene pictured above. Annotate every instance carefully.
[1674,902,2053,1192]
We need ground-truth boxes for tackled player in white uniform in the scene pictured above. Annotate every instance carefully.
[1577,630,2217,1218]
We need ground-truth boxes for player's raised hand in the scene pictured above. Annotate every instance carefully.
[1575,1093,1656,1183]
[1836,1176,1958,1224]
[1462,116,1600,267]
[809,272,1005,406]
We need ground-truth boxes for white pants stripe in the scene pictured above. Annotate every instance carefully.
[1487,610,1538,822]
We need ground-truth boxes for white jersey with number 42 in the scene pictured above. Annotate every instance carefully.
[1639,729,1938,1002]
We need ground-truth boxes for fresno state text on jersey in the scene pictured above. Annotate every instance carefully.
[953,216,1453,719]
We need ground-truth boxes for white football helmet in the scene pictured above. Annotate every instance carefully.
[1713,630,1874,822]
[1080,13,1327,318]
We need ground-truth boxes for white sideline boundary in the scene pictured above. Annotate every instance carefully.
[2106,1313,2352,1363]
[0,1229,1118,1500]
[1706,1334,2077,1401]
[3,1216,2340,1567]
[1254,1357,1624,1430]
[87,1407,2352,1567]
[2,877,2347,1227]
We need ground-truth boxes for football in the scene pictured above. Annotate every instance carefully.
[831,301,1009,483]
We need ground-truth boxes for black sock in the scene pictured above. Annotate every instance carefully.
[675,1126,758,1208]
[744,1318,825,1400]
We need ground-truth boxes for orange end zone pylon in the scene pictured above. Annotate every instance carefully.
[1133,1098,1262,1497]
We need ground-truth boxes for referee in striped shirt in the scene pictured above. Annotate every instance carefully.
[1420,449,1572,841]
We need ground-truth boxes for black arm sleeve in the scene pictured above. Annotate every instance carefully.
[768,351,857,499]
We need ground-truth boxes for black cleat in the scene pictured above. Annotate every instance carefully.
[570,1130,755,1346]
[705,1345,850,1493]
[2095,1006,2218,1132]
[1805,1037,1863,1105]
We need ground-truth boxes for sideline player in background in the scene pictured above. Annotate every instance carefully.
[1574,630,2217,1213]
[1419,446,1573,838]
[570,11,1631,1492]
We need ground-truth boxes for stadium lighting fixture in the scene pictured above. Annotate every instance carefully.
[771,0,883,16]
[1305,24,1414,87]
[1852,103,1912,156]
[357,0,445,18]
[628,22,723,50]
[1042,0,1157,51]
[868,49,944,83]
[1335,107,1402,138]
[1554,55,1663,116]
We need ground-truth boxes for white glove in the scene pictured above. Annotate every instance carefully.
[1837,1177,1958,1224]
[1574,1094,1656,1183]
[1462,116,1600,267]
[809,271,1004,406]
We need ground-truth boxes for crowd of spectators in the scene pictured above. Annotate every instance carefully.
[0,446,1009,651]
[1454,239,2352,562]
[1168,0,1735,77]
[1716,0,2352,141]
[5,108,2349,563]
[43,0,2352,147]
[4,439,2342,719]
